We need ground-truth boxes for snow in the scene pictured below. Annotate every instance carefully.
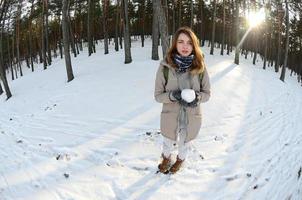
[181,89,195,103]
[1,38,302,200]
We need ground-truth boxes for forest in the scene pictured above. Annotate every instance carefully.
[0,0,301,100]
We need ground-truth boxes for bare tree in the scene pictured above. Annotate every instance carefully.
[199,0,205,46]
[234,0,240,64]
[0,0,12,99]
[154,0,169,57]
[139,0,145,47]
[87,0,94,56]
[152,0,159,60]
[275,2,283,72]
[114,0,120,51]
[44,0,51,65]
[190,0,194,28]
[28,0,35,72]
[280,0,289,82]
[122,0,132,63]
[221,0,226,55]
[210,0,217,55]
[263,2,270,70]
[102,0,109,54]
[16,0,23,75]
[62,0,74,82]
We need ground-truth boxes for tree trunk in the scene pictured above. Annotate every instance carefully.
[172,0,176,33]
[12,33,18,79]
[114,0,120,51]
[220,0,225,55]
[68,11,77,57]
[154,0,169,57]
[280,0,289,82]
[178,0,182,28]
[122,0,132,63]
[263,3,270,70]
[16,0,23,76]
[0,82,3,95]
[87,0,94,56]
[210,0,217,55]
[7,33,13,80]
[199,0,204,46]
[44,0,51,65]
[0,0,12,99]
[234,0,239,64]
[103,0,109,54]
[62,0,74,82]
[275,2,282,73]
[58,17,63,59]
[252,38,257,65]
[152,0,159,60]
[29,0,35,72]
[190,0,194,29]
[140,0,145,47]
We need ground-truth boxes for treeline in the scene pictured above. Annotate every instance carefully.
[0,0,301,100]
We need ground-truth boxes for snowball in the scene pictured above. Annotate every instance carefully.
[181,89,196,103]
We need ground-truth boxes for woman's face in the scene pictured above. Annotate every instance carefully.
[176,33,193,57]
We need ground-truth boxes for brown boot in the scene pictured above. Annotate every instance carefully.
[158,154,171,173]
[169,156,184,174]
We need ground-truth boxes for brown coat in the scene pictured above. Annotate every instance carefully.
[154,59,211,142]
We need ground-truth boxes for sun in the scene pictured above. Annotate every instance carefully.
[247,8,265,28]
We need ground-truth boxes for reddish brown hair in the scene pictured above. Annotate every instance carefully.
[166,26,205,75]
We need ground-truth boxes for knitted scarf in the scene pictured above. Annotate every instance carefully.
[173,54,194,73]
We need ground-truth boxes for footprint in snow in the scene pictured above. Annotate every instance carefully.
[225,174,239,181]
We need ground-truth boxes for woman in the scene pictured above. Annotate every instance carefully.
[154,27,211,174]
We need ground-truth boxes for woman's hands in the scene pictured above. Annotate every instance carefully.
[170,90,198,108]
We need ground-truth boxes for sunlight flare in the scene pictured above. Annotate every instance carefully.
[247,8,265,28]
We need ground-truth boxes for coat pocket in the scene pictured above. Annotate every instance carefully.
[160,112,178,140]
[187,114,202,141]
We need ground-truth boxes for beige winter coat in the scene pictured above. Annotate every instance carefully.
[154,59,211,142]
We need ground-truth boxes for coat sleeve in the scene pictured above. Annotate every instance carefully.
[196,67,211,103]
[154,64,175,104]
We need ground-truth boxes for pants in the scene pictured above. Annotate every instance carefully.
[162,128,190,160]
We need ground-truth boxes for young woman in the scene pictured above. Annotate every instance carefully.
[154,26,211,174]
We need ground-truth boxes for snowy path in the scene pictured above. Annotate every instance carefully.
[1,42,302,200]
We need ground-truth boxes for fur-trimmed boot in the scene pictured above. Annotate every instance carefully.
[158,154,171,173]
[169,156,184,174]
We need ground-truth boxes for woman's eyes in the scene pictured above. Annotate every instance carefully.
[178,41,192,45]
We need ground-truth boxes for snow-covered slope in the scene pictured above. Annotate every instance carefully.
[1,39,302,200]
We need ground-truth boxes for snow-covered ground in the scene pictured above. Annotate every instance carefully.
[1,39,302,200]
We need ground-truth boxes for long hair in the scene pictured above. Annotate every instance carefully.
[166,26,205,75]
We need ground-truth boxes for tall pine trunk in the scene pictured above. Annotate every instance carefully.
[220,0,225,55]
[190,0,194,29]
[275,2,283,73]
[16,0,23,76]
[122,0,132,63]
[0,0,12,99]
[62,0,74,82]
[210,0,217,55]
[154,0,169,57]
[114,0,120,51]
[234,0,239,64]
[280,0,289,82]
[140,0,145,47]
[103,0,109,54]
[152,0,159,60]
[87,0,94,56]
[44,0,51,65]
[263,3,270,70]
